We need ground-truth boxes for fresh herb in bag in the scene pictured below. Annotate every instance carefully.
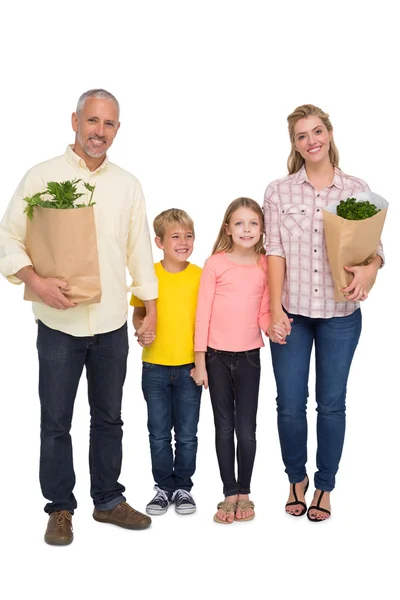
[24,179,95,220]
[337,197,380,220]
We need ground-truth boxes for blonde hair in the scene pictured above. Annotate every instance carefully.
[287,104,339,175]
[212,197,265,256]
[153,208,195,240]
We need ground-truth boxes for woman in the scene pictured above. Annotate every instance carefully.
[264,104,384,521]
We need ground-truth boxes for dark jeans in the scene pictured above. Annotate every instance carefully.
[269,309,362,492]
[206,347,261,496]
[141,362,202,494]
[37,321,129,514]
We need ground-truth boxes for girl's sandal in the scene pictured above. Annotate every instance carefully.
[234,499,255,522]
[213,500,236,524]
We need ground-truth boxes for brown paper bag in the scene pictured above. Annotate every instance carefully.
[323,192,388,302]
[24,205,102,305]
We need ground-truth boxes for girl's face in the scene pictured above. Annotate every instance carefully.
[293,116,332,167]
[225,207,262,250]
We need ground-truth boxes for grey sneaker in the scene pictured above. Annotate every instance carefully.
[146,487,171,515]
[172,489,196,515]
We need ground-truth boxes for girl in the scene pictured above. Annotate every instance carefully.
[191,197,285,524]
[264,104,384,522]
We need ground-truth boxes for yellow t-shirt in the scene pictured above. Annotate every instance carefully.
[130,261,202,365]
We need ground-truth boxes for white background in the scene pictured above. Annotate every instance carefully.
[0,1,398,599]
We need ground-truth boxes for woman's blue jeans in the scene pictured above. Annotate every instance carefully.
[269,309,362,492]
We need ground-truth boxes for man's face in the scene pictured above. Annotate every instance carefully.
[71,97,120,160]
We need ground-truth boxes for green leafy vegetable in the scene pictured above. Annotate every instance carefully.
[337,197,380,221]
[24,179,95,220]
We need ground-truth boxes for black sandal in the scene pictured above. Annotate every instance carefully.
[285,475,309,517]
[307,490,331,522]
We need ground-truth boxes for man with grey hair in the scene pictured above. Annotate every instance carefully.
[0,88,158,545]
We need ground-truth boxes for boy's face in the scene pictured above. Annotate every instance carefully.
[155,225,194,264]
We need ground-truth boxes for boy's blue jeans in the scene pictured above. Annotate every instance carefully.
[269,309,362,492]
[142,362,202,494]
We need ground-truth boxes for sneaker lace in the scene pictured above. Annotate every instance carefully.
[172,489,192,503]
[56,510,72,528]
[154,487,169,502]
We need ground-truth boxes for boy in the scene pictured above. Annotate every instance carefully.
[131,208,202,515]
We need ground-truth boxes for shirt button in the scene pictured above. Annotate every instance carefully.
[314,249,317,253]
[317,194,320,197]
[316,208,320,212]
[314,228,318,232]
[314,269,318,273]
[315,289,318,292]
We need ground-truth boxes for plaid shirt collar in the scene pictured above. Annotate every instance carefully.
[292,165,345,190]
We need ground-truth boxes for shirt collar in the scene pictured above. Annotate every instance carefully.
[292,165,344,189]
[65,144,109,173]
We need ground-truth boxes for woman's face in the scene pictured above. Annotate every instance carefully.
[293,116,332,167]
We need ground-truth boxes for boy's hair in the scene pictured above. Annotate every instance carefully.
[212,197,265,256]
[287,103,339,175]
[153,208,195,240]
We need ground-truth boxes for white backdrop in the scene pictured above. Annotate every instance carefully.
[0,1,398,599]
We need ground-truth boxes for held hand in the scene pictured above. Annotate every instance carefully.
[135,329,156,347]
[136,314,156,338]
[30,276,76,310]
[190,366,208,390]
[342,264,377,301]
[268,322,288,344]
[268,310,293,344]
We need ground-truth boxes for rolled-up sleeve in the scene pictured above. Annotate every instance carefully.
[263,184,285,258]
[376,241,385,267]
[0,174,33,284]
[126,181,158,300]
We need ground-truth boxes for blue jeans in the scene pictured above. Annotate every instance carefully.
[37,321,128,514]
[269,309,362,492]
[206,348,261,496]
[141,362,202,494]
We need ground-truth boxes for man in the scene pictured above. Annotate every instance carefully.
[0,89,158,545]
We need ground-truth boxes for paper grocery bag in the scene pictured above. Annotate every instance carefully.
[323,192,388,302]
[24,205,102,305]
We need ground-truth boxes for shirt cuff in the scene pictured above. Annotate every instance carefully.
[127,280,158,301]
[376,250,385,268]
[265,248,285,258]
[0,255,32,285]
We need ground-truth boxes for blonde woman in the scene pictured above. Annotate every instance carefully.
[264,104,384,522]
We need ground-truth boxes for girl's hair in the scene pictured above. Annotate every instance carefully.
[212,197,265,256]
[153,208,194,240]
[287,104,339,175]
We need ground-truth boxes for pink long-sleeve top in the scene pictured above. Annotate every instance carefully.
[194,252,271,352]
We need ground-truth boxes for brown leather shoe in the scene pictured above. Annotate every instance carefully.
[44,510,73,545]
[93,501,151,530]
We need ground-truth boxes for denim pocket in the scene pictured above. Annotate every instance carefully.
[245,351,261,369]
[206,350,218,364]
[142,361,154,370]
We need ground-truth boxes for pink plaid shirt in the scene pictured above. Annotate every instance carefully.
[263,166,384,318]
